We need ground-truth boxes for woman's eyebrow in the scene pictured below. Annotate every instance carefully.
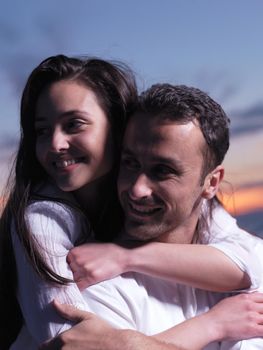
[35,110,90,122]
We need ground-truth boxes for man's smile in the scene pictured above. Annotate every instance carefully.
[127,200,162,218]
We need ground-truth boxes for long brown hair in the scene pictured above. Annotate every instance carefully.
[0,55,138,348]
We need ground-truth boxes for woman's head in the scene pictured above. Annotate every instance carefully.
[19,55,138,190]
[35,78,114,193]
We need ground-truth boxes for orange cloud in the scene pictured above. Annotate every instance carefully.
[219,186,263,215]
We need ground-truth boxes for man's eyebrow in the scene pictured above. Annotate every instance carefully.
[151,155,184,169]
[35,110,90,122]
[122,147,184,169]
[121,147,134,156]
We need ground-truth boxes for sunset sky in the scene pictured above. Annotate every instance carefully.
[0,0,262,230]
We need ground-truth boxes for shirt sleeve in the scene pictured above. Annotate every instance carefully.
[219,338,263,349]
[12,201,92,344]
[81,275,138,330]
[207,204,263,291]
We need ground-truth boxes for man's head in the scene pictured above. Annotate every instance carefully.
[118,84,230,243]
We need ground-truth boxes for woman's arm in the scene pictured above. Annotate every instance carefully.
[40,301,185,350]
[68,205,261,292]
[12,201,93,344]
[40,293,263,350]
[156,292,263,347]
[68,242,249,292]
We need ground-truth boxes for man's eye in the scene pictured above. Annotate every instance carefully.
[153,165,174,178]
[121,157,139,170]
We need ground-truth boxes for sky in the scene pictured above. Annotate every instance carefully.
[0,0,262,230]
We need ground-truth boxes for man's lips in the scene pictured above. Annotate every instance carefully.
[127,200,162,217]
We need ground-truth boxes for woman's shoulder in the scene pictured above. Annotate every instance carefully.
[32,181,78,205]
[24,182,91,242]
[28,182,79,218]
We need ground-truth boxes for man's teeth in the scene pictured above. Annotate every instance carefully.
[130,202,158,214]
[55,159,78,168]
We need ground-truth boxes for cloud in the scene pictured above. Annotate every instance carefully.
[1,54,43,96]
[192,68,263,136]
[193,69,263,136]
[219,185,263,216]
[0,135,18,154]
[0,12,73,97]
[230,102,263,136]
[0,136,17,191]
[193,69,240,106]
[0,20,21,44]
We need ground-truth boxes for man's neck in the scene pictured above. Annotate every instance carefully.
[124,207,202,245]
[156,219,199,244]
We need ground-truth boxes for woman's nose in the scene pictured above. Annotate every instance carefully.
[50,130,70,152]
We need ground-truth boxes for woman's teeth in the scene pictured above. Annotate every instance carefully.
[55,159,79,168]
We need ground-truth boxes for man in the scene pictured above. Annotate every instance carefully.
[42,84,263,349]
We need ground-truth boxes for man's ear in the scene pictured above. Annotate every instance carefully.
[202,165,224,199]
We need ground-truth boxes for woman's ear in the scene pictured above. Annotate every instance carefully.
[202,165,224,199]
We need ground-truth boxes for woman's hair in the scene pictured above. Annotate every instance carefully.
[0,55,138,347]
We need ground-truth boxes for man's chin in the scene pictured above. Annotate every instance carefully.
[124,221,160,242]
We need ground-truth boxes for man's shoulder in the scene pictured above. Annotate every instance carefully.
[82,272,189,303]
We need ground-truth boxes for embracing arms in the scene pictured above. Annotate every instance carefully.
[68,241,249,292]
[12,201,92,344]
[68,205,260,292]
[40,293,263,350]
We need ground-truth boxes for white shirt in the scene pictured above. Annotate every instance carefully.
[10,186,263,349]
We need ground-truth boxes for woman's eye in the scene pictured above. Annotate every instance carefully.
[66,120,84,131]
[35,127,50,137]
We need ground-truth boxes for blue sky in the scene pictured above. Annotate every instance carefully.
[0,0,263,193]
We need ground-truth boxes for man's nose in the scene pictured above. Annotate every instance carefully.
[128,173,153,200]
[50,130,69,152]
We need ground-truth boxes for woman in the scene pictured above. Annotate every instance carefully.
[0,54,261,350]
[0,54,137,349]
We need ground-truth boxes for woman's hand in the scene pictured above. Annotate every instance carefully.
[67,243,131,290]
[155,292,263,349]
[203,292,263,341]
[39,301,179,350]
[39,300,117,350]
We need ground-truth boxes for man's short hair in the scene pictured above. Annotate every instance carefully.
[136,84,230,182]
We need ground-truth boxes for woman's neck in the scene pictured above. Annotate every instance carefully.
[72,174,112,223]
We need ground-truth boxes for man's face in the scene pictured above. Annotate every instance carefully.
[118,113,211,244]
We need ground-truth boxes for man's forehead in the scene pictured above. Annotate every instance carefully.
[126,112,200,139]
[127,111,201,129]
[124,113,206,161]
[125,115,164,145]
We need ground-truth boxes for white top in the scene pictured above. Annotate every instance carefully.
[10,185,263,349]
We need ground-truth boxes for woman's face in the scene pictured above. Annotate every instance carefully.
[35,80,113,193]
